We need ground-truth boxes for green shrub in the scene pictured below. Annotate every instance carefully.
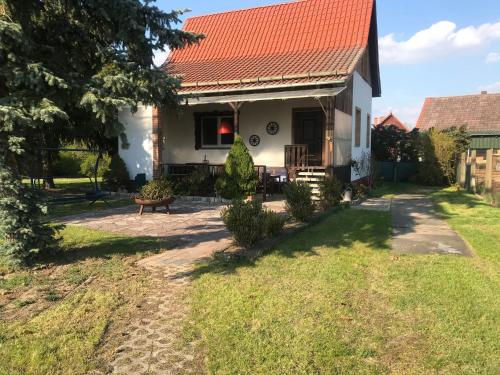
[137,179,173,200]
[187,168,216,196]
[283,181,314,222]
[215,136,258,199]
[262,210,286,238]
[319,175,343,209]
[221,200,265,248]
[418,127,471,186]
[103,154,131,192]
[80,153,111,178]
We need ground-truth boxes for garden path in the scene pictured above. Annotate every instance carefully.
[59,199,285,375]
[391,194,473,256]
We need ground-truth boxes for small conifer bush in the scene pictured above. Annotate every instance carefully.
[283,181,315,222]
[215,136,258,199]
[222,200,265,248]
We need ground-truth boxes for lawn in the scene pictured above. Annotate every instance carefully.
[187,188,500,374]
[0,226,169,375]
[22,177,134,219]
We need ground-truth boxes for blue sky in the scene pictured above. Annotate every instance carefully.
[156,0,500,127]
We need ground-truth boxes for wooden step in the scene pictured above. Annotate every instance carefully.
[297,172,326,177]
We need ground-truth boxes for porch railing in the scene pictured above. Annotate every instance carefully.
[285,144,308,179]
[161,163,269,201]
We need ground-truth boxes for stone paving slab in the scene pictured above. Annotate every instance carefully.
[58,200,286,267]
[352,197,392,212]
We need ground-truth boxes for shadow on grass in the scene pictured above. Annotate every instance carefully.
[47,230,171,266]
[191,209,392,279]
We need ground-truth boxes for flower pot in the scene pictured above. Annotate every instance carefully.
[134,196,175,215]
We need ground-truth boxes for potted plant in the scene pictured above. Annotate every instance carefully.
[134,179,175,215]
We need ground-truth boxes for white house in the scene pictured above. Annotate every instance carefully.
[119,0,381,184]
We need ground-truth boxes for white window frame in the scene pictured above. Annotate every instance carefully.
[200,115,234,149]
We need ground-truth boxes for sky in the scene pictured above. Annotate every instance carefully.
[155,0,500,128]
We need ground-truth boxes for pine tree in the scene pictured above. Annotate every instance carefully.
[215,136,258,199]
[0,1,203,265]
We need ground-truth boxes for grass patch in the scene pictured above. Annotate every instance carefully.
[431,187,500,262]
[370,181,432,198]
[0,226,169,375]
[187,191,499,374]
[47,198,132,219]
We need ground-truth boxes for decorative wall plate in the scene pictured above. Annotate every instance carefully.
[249,134,260,147]
[266,121,280,135]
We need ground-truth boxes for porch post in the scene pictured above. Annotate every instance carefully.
[229,102,242,135]
[152,106,163,179]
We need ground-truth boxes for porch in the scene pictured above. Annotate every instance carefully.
[157,87,353,185]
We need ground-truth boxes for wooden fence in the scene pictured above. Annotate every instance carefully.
[457,149,500,194]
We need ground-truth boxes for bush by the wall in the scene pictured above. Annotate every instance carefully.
[319,175,343,209]
[103,154,131,192]
[222,200,265,248]
[283,181,314,222]
[215,136,258,199]
[187,168,217,196]
[262,210,286,238]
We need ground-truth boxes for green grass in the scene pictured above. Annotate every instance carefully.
[431,187,500,262]
[370,181,433,198]
[187,190,500,374]
[22,177,135,220]
[47,198,133,219]
[24,177,103,192]
[0,226,169,375]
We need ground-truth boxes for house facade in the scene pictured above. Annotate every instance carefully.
[416,91,500,150]
[119,0,381,182]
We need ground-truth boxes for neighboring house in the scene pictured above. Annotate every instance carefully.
[119,0,381,183]
[374,112,409,132]
[416,91,500,150]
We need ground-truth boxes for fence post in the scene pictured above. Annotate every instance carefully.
[485,149,493,192]
[470,150,477,193]
[459,152,466,188]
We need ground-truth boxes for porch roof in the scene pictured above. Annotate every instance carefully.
[184,86,346,106]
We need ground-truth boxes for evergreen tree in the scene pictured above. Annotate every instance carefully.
[216,136,258,199]
[0,1,202,265]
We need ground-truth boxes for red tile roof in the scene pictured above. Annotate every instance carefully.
[416,92,500,133]
[166,0,377,94]
[377,113,409,132]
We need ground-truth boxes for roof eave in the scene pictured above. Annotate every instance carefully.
[178,79,347,96]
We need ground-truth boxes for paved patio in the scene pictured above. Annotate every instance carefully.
[57,199,286,266]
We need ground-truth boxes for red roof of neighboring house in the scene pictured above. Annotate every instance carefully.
[416,92,500,133]
[166,0,380,95]
[376,113,409,132]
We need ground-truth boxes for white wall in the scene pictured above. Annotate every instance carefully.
[118,105,154,180]
[351,71,373,181]
[334,109,352,166]
[163,98,319,174]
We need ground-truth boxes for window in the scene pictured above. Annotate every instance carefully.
[354,107,361,147]
[366,114,371,148]
[201,115,234,148]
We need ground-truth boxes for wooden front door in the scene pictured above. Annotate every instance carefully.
[293,110,324,166]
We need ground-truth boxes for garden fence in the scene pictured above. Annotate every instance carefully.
[457,149,500,194]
